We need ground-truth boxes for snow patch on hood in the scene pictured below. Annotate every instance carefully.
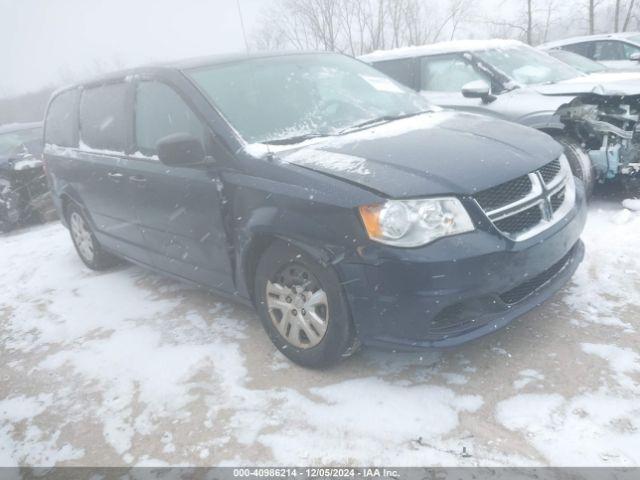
[243,110,454,160]
[285,149,371,176]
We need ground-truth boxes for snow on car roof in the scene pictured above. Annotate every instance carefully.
[540,32,640,49]
[359,39,526,63]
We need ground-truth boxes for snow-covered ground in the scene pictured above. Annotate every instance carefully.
[0,197,639,467]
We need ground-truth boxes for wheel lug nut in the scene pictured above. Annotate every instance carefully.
[286,297,292,303]
[292,309,298,316]
[301,309,306,315]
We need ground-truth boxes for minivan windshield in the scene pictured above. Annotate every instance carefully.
[475,45,583,85]
[187,53,432,144]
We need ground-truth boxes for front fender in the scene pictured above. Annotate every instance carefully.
[234,203,357,300]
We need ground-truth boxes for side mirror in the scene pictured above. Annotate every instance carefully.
[157,133,206,167]
[461,80,495,102]
[630,52,640,61]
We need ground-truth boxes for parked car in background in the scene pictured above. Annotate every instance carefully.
[361,39,640,194]
[545,49,614,74]
[540,33,640,70]
[43,52,585,367]
[0,122,55,233]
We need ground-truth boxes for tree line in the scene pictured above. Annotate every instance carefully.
[251,0,640,54]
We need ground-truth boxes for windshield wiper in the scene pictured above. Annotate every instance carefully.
[265,133,329,145]
[339,110,431,134]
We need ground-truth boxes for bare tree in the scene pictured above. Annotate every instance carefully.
[588,0,595,33]
[527,0,533,44]
[252,0,476,54]
[623,0,637,30]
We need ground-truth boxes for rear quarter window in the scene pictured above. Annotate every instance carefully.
[45,90,79,147]
[79,82,130,152]
[371,58,417,90]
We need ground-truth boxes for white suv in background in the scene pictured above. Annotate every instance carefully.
[540,32,640,70]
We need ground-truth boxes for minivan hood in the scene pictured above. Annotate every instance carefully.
[533,72,640,96]
[269,111,562,198]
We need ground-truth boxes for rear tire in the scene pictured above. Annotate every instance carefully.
[553,135,595,199]
[254,241,358,368]
[66,203,120,270]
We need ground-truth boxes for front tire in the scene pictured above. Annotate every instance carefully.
[553,135,595,198]
[66,203,120,270]
[254,241,358,368]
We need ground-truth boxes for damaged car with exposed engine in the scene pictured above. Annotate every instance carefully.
[0,122,55,233]
[361,39,640,195]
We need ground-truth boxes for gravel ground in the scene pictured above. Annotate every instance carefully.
[0,197,639,467]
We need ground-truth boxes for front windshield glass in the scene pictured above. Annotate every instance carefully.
[475,45,582,85]
[0,127,42,156]
[187,53,432,144]
[548,50,607,74]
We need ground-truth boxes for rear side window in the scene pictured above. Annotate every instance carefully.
[372,58,416,89]
[79,83,129,151]
[420,54,490,92]
[135,81,206,155]
[561,42,593,58]
[45,90,78,147]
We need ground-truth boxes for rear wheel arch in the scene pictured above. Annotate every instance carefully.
[60,194,74,222]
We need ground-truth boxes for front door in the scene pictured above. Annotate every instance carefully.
[128,79,233,292]
[76,82,148,260]
[591,40,640,70]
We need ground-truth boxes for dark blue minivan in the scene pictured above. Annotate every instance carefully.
[43,52,587,367]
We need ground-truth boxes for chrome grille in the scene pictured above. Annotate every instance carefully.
[474,157,575,241]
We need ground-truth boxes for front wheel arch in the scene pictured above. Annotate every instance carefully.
[253,239,359,368]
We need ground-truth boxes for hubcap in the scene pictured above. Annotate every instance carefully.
[70,212,95,262]
[266,264,329,349]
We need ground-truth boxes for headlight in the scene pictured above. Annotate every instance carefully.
[359,197,475,247]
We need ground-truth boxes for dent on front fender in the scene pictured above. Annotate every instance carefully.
[230,199,366,301]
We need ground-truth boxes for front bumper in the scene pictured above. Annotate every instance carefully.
[338,183,587,350]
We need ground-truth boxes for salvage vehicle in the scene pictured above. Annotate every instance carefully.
[540,33,640,70]
[361,39,640,194]
[43,52,586,367]
[0,122,54,233]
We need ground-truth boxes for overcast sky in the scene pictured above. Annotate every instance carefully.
[0,0,265,98]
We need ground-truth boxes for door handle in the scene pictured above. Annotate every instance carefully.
[129,175,147,186]
[107,172,124,181]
